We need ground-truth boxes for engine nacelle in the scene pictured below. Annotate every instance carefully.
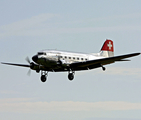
[30,62,40,71]
[30,62,35,69]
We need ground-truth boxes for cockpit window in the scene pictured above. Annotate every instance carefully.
[38,52,46,55]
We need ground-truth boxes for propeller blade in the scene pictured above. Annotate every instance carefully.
[25,57,30,64]
[27,69,31,76]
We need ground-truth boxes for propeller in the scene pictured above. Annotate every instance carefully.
[27,69,31,76]
[26,57,30,64]
[25,57,34,76]
[1,56,35,76]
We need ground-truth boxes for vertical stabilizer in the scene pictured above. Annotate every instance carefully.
[100,39,114,57]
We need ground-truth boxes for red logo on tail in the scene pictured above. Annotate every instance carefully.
[101,40,114,52]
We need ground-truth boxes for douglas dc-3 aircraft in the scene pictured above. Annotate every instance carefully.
[1,39,141,82]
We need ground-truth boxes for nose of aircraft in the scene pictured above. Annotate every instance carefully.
[32,55,38,62]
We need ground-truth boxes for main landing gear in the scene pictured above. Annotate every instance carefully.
[102,66,106,71]
[101,64,106,71]
[40,70,75,82]
[68,71,75,81]
[40,71,48,82]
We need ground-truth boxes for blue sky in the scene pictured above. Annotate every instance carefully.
[0,0,141,120]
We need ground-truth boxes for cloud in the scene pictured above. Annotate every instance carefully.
[1,13,141,38]
[0,98,141,113]
[0,90,19,94]
[104,67,141,77]
[0,13,60,37]
[77,67,141,78]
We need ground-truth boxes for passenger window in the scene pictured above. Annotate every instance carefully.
[73,57,75,60]
[65,56,67,59]
[81,58,83,60]
[77,58,79,60]
[69,57,71,59]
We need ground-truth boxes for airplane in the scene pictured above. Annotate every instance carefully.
[1,39,141,82]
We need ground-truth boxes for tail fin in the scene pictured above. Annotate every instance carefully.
[100,39,114,57]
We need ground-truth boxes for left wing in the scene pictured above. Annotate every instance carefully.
[1,62,30,67]
[70,52,141,69]
[1,62,41,71]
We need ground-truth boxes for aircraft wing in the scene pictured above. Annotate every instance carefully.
[1,62,30,67]
[70,52,141,69]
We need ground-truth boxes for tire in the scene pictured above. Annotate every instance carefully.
[41,75,46,82]
[68,73,74,81]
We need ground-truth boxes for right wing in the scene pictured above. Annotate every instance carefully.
[70,52,141,70]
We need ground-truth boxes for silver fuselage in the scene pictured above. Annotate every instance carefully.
[32,50,104,72]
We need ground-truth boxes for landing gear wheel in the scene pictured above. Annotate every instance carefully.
[102,67,106,71]
[40,71,48,82]
[41,75,46,82]
[101,64,106,71]
[68,73,74,81]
